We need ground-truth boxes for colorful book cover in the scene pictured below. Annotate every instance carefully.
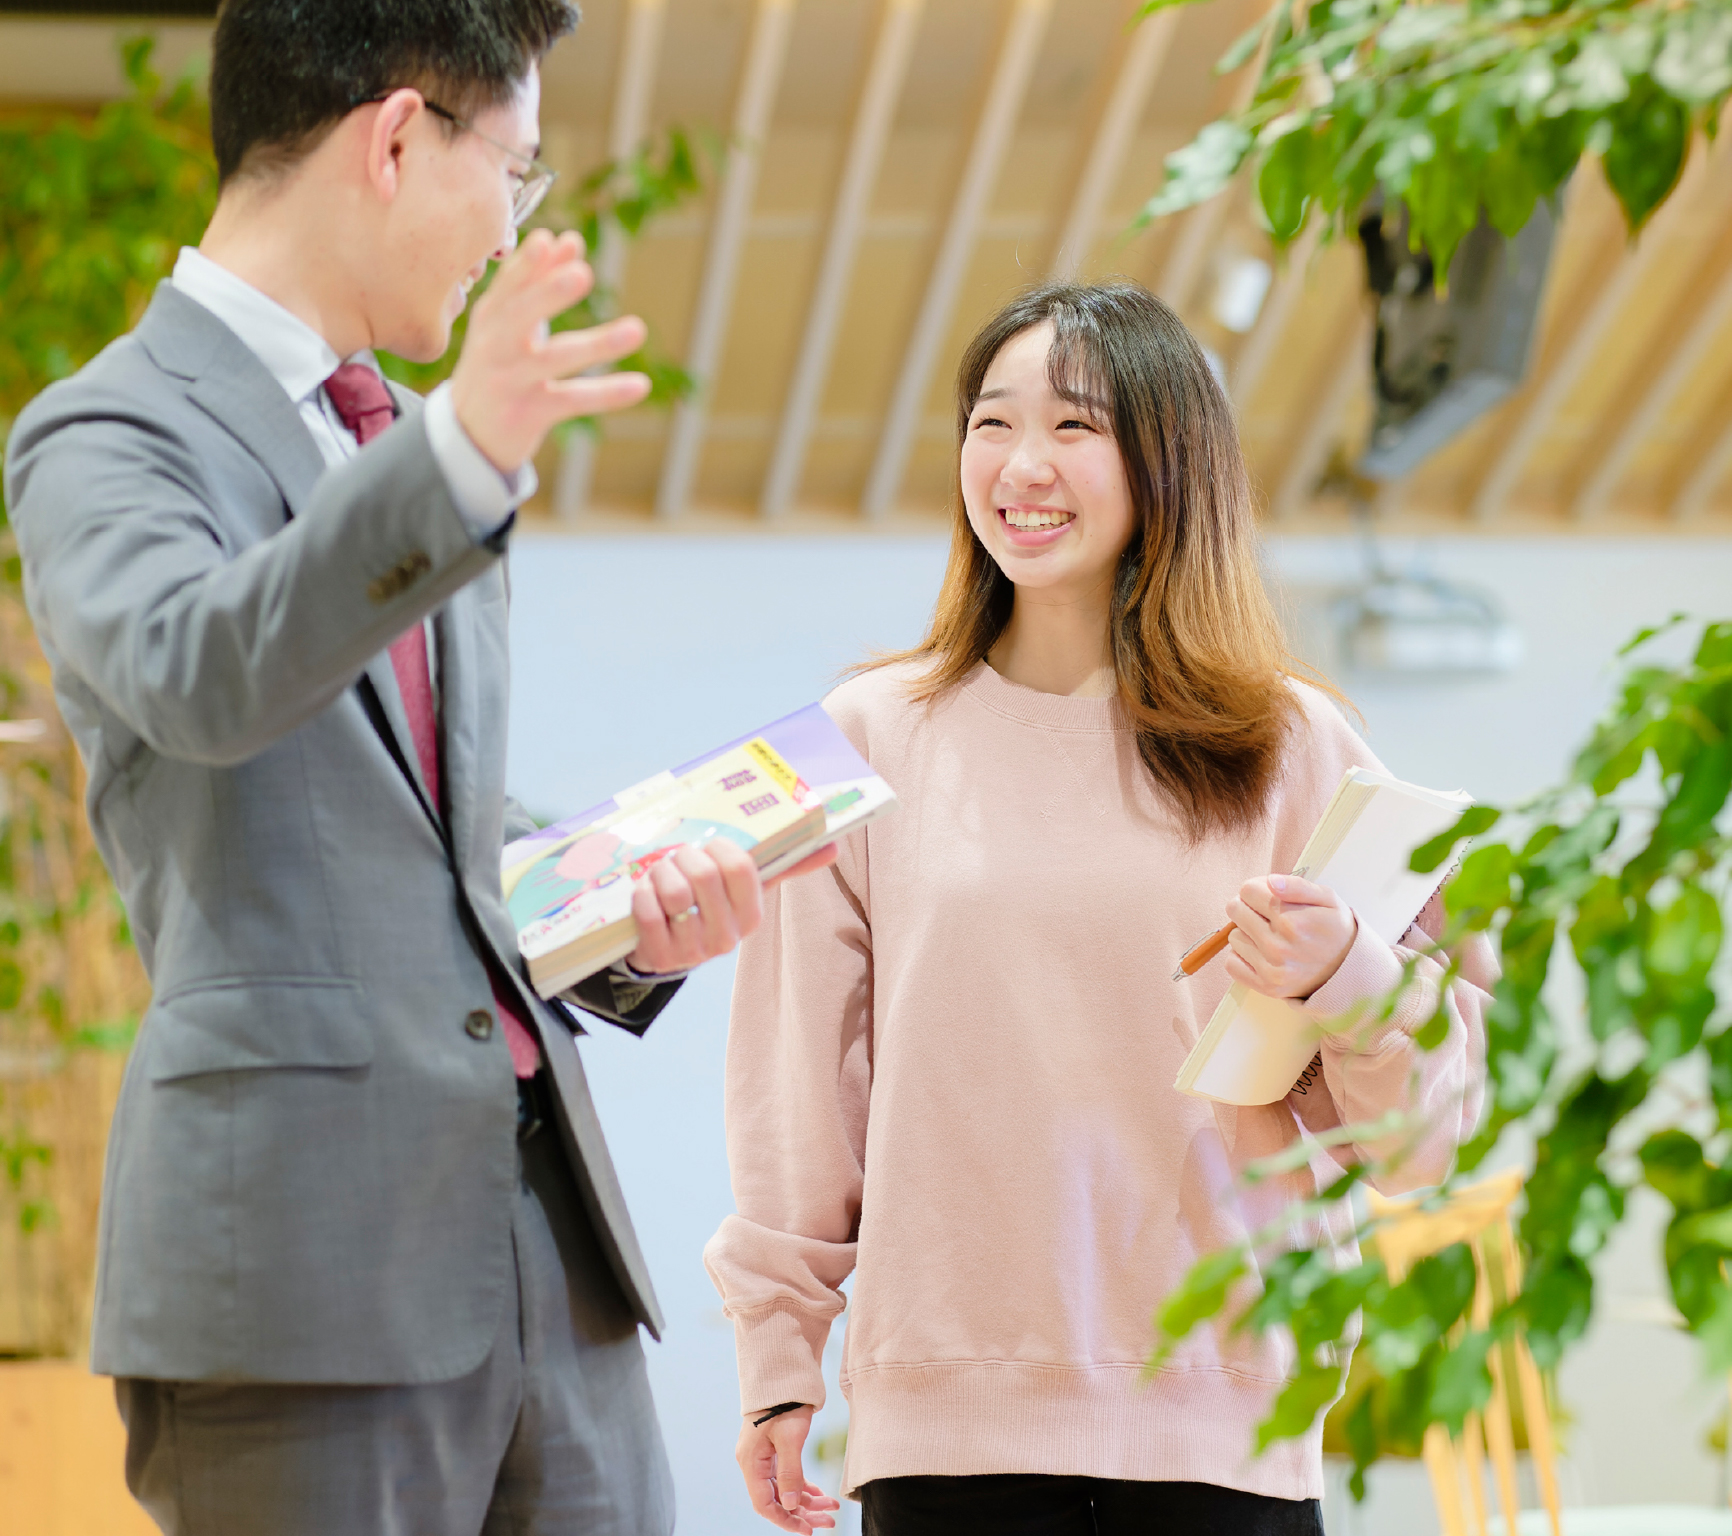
[506,739,817,959]
[501,701,897,990]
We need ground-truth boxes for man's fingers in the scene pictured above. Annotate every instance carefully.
[488,238,594,328]
[537,315,650,377]
[628,877,674,970]
[708,840,764,938]
[480,227,570,308]
[674,845,738,959]
[543,371,653,419]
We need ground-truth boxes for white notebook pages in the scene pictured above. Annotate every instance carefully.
[1173,767,1474,1106]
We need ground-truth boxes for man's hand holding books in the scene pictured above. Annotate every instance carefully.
[625,841,839,977]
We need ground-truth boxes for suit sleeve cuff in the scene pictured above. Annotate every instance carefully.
[423,382,536,540]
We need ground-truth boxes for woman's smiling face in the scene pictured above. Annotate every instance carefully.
[960,320,1136,602]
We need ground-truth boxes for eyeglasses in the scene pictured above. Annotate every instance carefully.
[352,93,559,229]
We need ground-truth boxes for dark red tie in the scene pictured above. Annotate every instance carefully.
[324,365,541,1077]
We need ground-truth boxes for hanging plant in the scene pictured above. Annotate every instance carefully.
[1139,0,1732,280]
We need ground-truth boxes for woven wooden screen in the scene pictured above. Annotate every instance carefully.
[0,542,147,1359]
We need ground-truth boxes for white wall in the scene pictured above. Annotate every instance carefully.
[505,531,1732,1535]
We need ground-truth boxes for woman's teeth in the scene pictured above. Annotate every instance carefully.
[1003,507,1074,529]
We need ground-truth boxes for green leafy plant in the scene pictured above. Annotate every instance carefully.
[0,37,216,445]
[1140,0,1732,279]
[1152,615,1732,1494]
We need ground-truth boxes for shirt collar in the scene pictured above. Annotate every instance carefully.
[170,247,381,404]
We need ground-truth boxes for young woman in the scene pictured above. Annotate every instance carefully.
[705,282,1493,1536]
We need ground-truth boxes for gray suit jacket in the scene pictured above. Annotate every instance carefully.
[5,284,674,1384]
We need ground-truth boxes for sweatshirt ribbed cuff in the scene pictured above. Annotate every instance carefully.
[1303,921,1428,1053]
[730,1299,832,1418]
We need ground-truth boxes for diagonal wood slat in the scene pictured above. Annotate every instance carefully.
[761,0,925,519]
[554,0,667,521]
[1573,242,1732,520]
[1049,3,1179,283]
[860,0,1055,518]
[655,0,798,519]
[1468,158,1710,523]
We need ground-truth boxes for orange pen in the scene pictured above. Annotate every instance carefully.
[1172,922,1235,982]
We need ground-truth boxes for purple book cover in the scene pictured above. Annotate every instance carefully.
[503,701,875,870]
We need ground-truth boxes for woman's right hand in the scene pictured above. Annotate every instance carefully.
[735,1405,840,1533]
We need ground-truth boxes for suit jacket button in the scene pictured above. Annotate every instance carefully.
[464,1009,494,1042]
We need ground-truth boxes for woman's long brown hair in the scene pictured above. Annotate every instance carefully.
[861,280,1327,840]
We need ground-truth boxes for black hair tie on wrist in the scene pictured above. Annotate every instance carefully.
[752,1401,806,1427]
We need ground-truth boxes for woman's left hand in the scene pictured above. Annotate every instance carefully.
[1224,874,1358,1000]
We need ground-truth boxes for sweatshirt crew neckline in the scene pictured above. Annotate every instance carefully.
[961,660,1126,734]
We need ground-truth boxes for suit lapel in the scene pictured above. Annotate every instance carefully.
[433,594,479,876]
[137,285,327,520]
[361,648,438,821]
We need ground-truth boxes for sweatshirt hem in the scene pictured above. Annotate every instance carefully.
[839,1360,1323,1503]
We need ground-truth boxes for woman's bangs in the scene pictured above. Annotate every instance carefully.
[1044,309,1115,426]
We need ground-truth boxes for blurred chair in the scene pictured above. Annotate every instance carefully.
[1366,1169,1732,1536]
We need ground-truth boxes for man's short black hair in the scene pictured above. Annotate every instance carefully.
[209,0,581,186]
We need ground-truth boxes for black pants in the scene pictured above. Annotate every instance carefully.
[860,1474,1324,1536]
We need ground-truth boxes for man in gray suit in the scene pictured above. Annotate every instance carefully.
[3,3,837,1532]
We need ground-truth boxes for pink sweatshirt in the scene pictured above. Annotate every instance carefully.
[704,661,1493,1500]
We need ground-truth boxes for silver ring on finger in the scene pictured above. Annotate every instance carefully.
[671,904,699,924]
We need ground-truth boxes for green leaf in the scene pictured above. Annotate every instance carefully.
[1428,1330,1493,1430]
[1142,121,1255,221]
[1445,843,1515,921]
[1258,127,1316,244]
[1410,805,1501,874]
[1216,5,1277,75]
[1645,883,1722,981]
[1413,1003,1451,1052]
[1256,1362,1343,1452]
[1643,1131,1730,1215]
[1620,612,1689,656]
[1154,1246,1248,1353]
[1603,79,1690,233]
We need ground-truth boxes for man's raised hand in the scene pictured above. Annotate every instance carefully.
[449,228,650,475]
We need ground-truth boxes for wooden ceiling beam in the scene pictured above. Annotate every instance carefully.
[1573,246,1732,521]
[1672,409,1732,521]
[760,0,925,520]
[1270,314,1370,522]
[861,0,1054,519]
[554,0,667,522]
[655,0,798,520]
[1230,225,1321,407]
[1468,167,1700,524]
[1048,3,1180,283]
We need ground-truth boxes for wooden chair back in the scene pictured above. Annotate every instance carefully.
[1365,1168,1563,1536]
